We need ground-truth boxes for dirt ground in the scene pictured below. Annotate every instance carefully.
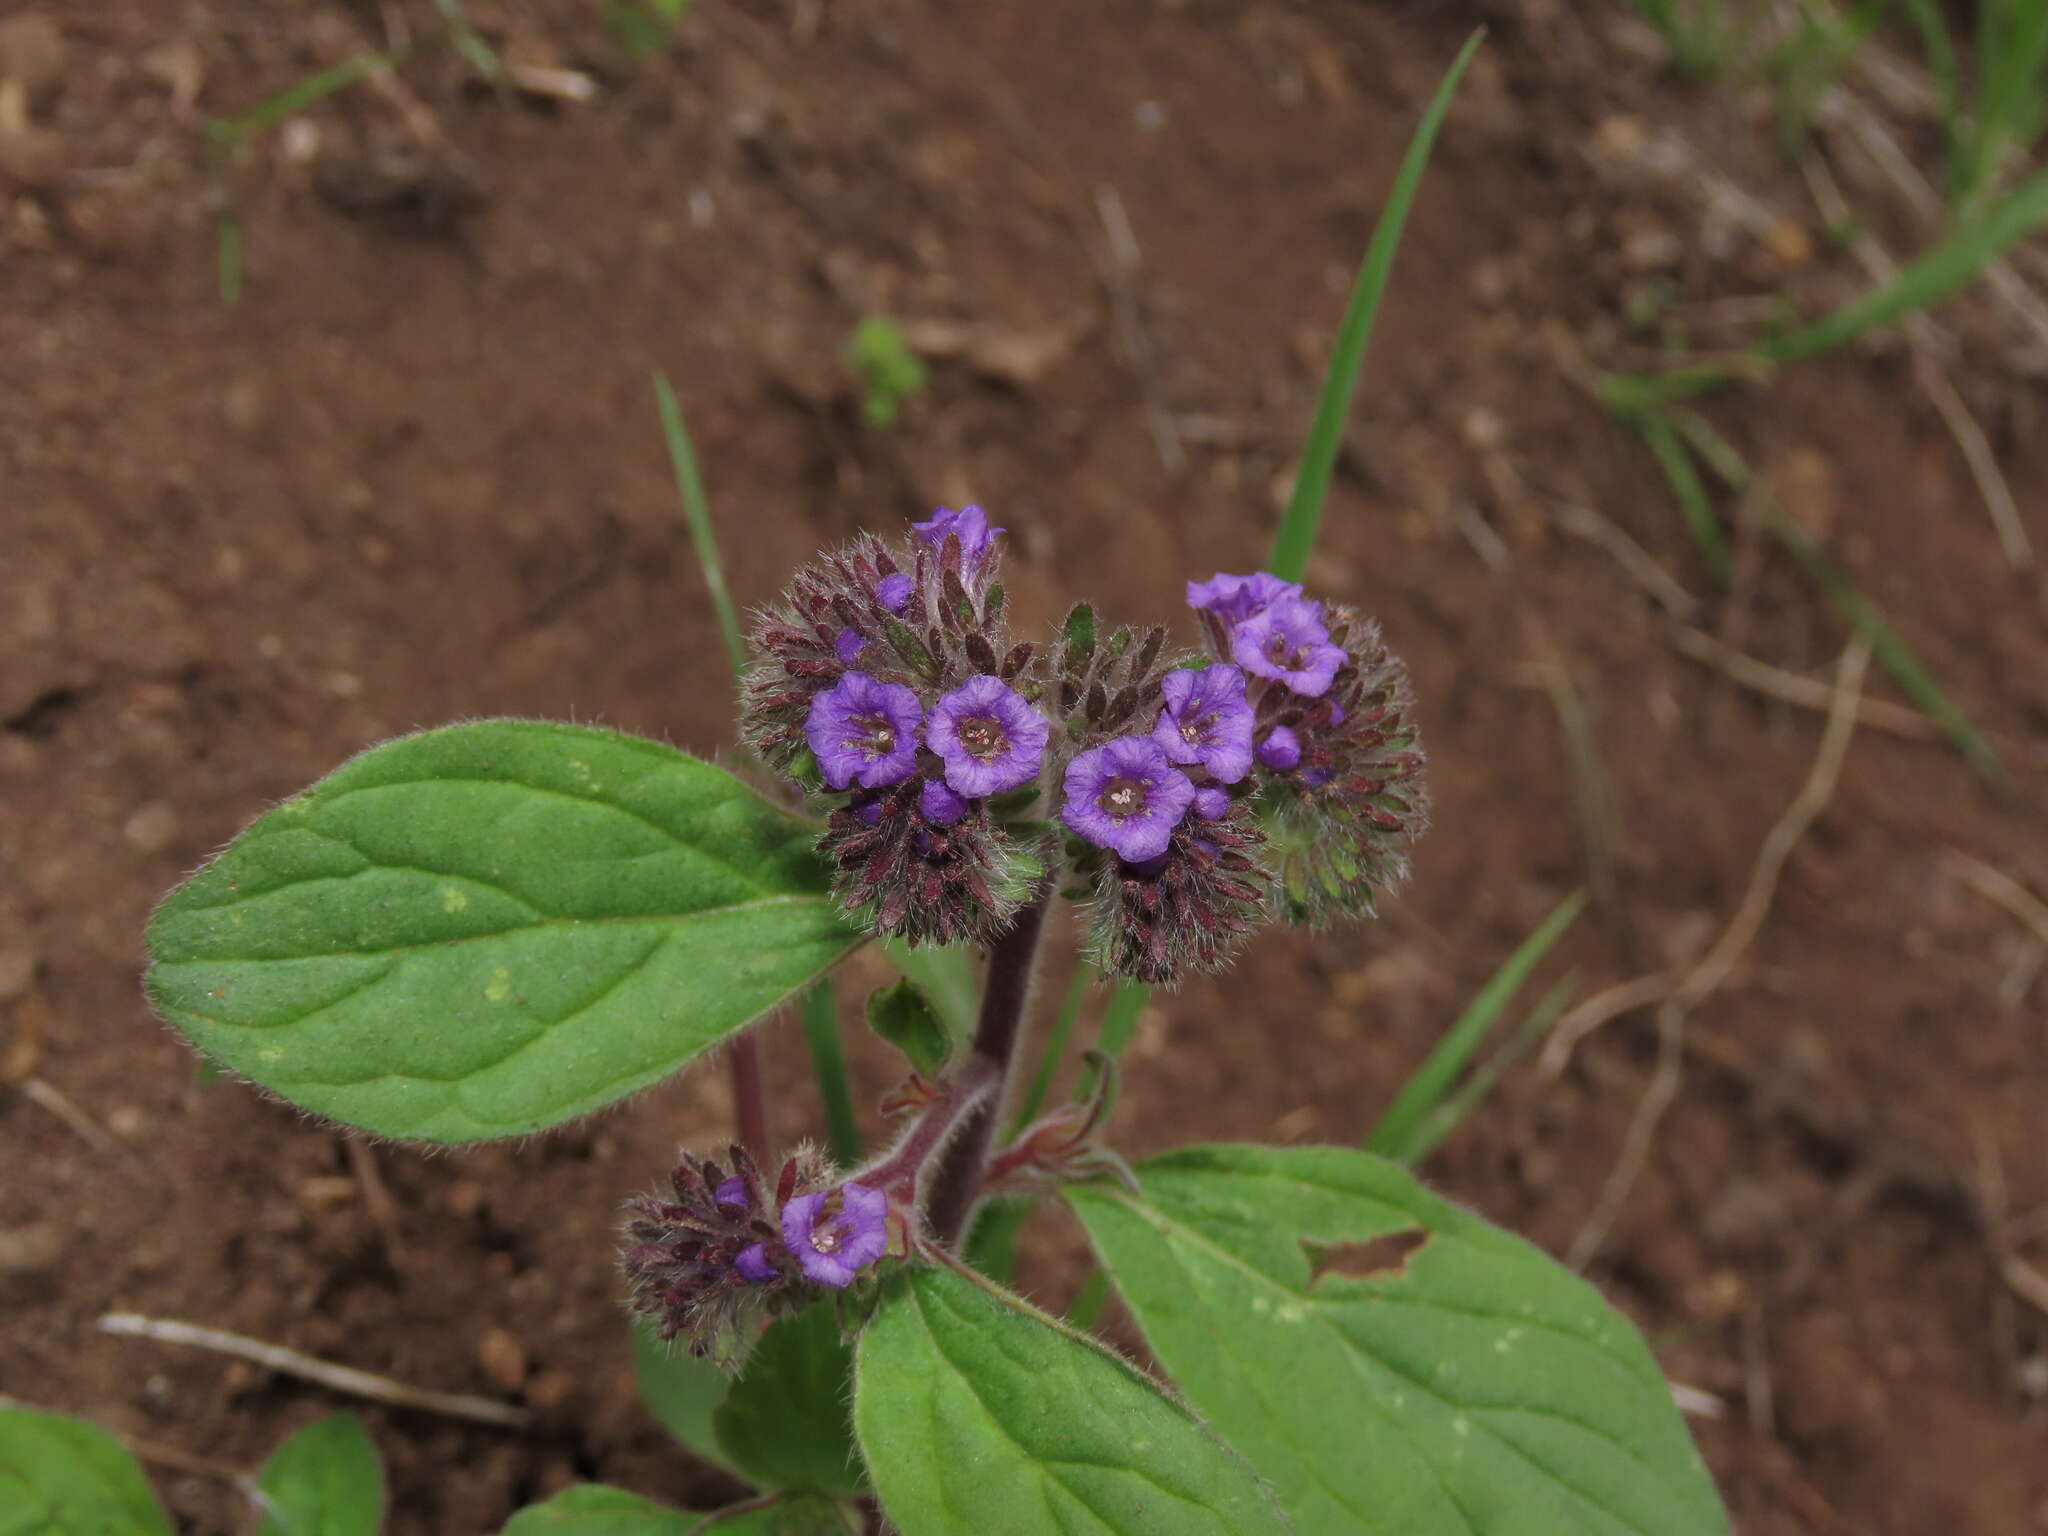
[3,1,2046,1531]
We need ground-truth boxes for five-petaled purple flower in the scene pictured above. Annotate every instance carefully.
[925,674,1049,796]
[1233,597,1345,697]
[1186,571,1302,622]
[806,671,923,790]
[912,505,1002,569]
[781,1183,889,1289]
[1152,664,1254,784]
[1062,735,1196,863]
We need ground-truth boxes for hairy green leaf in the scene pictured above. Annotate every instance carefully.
[864,980,951,1079]
[145,721,860,1143]
[853,1266,1291,1536]
[714,1303,863,1497]
[1068,1145,1728,1536]
[254,1413,384,1536]
[0,1405,170,1535]
[501,1487,851,1536]
[630,1320,737,1475]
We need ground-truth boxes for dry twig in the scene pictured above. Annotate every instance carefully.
[98,1313,530,1428]
[1568,639,1871,1269]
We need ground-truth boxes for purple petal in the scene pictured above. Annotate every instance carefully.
[805,671,924,790]
[1257,726,1302,771]
[1191,785,1229,820]
[733,1243,777,1283]
[835,627,866,664]
[1060,735,1197,863]
[919,778,968,825]
[876,572,915,613]
[714,1177,747,1208]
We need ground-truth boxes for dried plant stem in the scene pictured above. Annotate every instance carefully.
[98,1313,531,1428]
[1568,639,1871,1269]
[1941,849,2048,950]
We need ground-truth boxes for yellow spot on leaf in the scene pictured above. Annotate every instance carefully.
[440,885,468,914]
[258,1046,284,1063]
[485,966,511,1002]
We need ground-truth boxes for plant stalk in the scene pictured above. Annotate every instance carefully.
[923,887,1053,1246]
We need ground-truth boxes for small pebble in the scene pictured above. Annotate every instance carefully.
[123,801,179,855]
[476,1327,527,1392]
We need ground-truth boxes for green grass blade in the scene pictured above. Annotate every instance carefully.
[1670,409,2005,788]
[430,0,505,80]
[1267,29,1482,583]
[800,982,860,1167]
[1010,963,1091,1136]
[1082,979,1150,1097]
[1399,970,1578,1165]
[221,53,398,139]
[1764,165,2048,367]
[1637,410,1733,586]
[1366,890,1586,1161]
[652,373,747,679]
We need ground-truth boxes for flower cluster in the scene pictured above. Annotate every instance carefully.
[741,507,1052,946]
[620,1144,891,1363]
[1186,571,1428,924]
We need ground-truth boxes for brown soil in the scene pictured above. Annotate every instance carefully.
[4,1,2045,1531]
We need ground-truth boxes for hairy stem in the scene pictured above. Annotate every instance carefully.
[729,1032,769,1165]
[924,887,1053,1246]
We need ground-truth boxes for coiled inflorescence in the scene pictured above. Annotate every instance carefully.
[620,1143,892,1364]
[742,506,1427,980]
[740,507,1051,947]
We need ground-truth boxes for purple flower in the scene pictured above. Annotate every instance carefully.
[1061,735,1197,863]
[1191,785,1229,820]
[919,778,968,826]
[835,627,866,664]
[1257,725,1302,771]
[714,1176,747,1208]
[876,573,915,613]
[781,1183,889,1289]
[733,1243,777,1283]
[925,674,1049,796]
[912,505,1002,569]
[806,671,923,790]
[1151,664,1254,784]
[1186,571,1302,623]
[1232,597,1345,697]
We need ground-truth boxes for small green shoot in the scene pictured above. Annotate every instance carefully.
[1622,0,1733,79]
[1268,29,1483,585]
[430,0,504,82]
[847,318,928,429]
[1637,409,1734,587]
[1011,963,1091,1135]
[1398,970,1579,1166]
[653,372,748,678]
[607,0,694,60]
[1366,890,1586,1163]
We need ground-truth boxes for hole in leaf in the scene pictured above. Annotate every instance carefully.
[1304,1228,1429,1286]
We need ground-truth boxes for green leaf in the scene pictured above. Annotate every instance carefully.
[254,1413,385,1536]
[713,1303,864,1497]
[1061,602,1097,663]
[853,1265,1291,1536]
[630,1320,737,1476]
[252,1416,383,1536]
[499,1485,697,1534]
[144,720,862,1143]
[1067,1145,1728,1536]
[0,1405,171,1535]
[878,940,979,1050]
[863,980,951,1078]
[501,1487,850,1536]
[1268,30,1482,583]
[1367,891,1585,1163]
